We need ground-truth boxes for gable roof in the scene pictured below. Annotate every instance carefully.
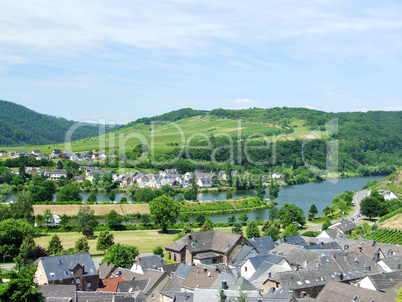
[39,253,97,282]
[230,245,255,266]
[98,262,117,279]
[275,235,309,247]
[365,271,402,292]
[160,276,185,299]
[248,236,275,255]
[131,255,167,273]
[328,219,357,233]
[39,284,76,302]
[173,263,193,279]
[315,280,399,302]
[165,230,244,255]
[181,265,221,290]
[210,271,256,291]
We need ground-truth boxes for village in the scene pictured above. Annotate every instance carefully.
[34,224,402,301]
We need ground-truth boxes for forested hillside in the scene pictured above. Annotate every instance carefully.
[0,100,114,146]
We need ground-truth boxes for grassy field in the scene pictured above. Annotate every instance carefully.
[34,227,233,256]
[1,115,316,157]
[381,213,402,230]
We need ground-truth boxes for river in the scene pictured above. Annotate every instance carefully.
[7,175,384,222]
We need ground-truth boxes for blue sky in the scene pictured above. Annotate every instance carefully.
[1,0,401,124]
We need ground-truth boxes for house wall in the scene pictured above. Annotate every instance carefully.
[241,259,256,280]
[146,275,169,302]
[358,277,377,291]
[35,260,49,285]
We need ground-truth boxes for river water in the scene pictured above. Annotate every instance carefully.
[8,175,384,223]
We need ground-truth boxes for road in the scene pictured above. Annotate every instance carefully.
[306,189,368,233]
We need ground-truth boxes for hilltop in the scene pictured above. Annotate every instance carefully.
[0,100,115,146]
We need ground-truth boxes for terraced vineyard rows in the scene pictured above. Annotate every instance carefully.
[363,228,402,245]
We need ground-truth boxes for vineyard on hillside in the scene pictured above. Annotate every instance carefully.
[363,228,402,245]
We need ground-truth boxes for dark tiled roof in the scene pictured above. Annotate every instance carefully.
[133,255,167,273]
[328,219,357,233]
[210,272,256,291]
[248,236,275,255]
[165,230,243,255]
[117,279,149,293]
[230,245,255,266]
[181,265,220,290]
[77,291,136,302]
[173,263,193,279]
[39,284,76,302]
[366,271,402,292]
[275,235,309,247]
[39,253,97,282]
[379,255,402,271]
[160,276,185,298]
[315,280,398,302]
[98,262,117,279]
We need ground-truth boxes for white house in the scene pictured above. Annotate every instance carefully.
[378,190,398,201]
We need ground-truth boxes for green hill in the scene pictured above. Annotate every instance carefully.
[0,100,115,146]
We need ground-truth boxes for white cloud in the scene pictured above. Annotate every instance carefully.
[236,98,257,104]
[303,105,317,110]
[382,106,402,111]
[325,92,351,99]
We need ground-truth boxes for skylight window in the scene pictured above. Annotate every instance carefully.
[297,281,303,285]
[49,272,55,278]
[58,260,63,264]
[64,271,69,276]
[305,280,310,284]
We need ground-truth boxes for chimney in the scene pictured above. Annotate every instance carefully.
[222,281,228,289]
[331,254,336,259]
[138,257,141,264]
[358,246,362,253]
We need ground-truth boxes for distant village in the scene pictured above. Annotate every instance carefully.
[0,148,286,190]
[35,227,402,301]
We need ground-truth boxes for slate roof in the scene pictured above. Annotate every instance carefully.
[165,230,244,256]
[98,262,117,279]
[134,269,168,294]
[76,291,137,302]
[39,253,97,282]
[365,271,402,292]
[248,254,284,270]
[275,235,309,247]
[328,219,357,233]
[172,291,194,302]
[230,245,255,266]
[161,263,179,276]
[314,280,399,302]
[210,271,256,291]
[131,255,167,273]
[248,236,275,255]
[39,284,76,302]
[181,265,221,290]
[270,243,304,257]
[378,255,402,272]
[348,239,402,260]
[173,263,193,279]
[160,275,185,298]
[117,279,149,293]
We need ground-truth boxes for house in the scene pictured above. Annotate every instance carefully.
[50,169,67,181]
[378,190,398,200]
[271,172,283,179]
[180,265,222,292]
[49,149,62,159]
[31,150,42,156]
[32,168,48,178]
[314,280,400,302]
[38,284,77,302]
[74,176,84,183]
[35,253,99,291]
[327,219,357,235]
[160,276,185,302]
[378,255,402,272]
[357,271,402,292]
[0,150,7,157]
[130,254,167,275]
[165,230,251,266]
[241,254,290,280]
[248,236,276,255]
[14,150,27,158]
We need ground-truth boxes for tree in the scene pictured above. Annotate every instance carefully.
[269,178,280,200]
[269,207,278,220]
[11,190,35,224]
[182,223,192,234]
[19,235,36,260]
[59,214,69,229]
[0,263,45,302]
[126,183,139,201]
[322,219,332,231]
[246,220,261,238]
[106,210,124,230]
[108,191,116,202]
[200,220,213,232]
[179,213,190,223]
[282,224,299,237]
[96,230,114,253]
[0,218,35,261]
[191,173,198,200]
[149,195,180,233]
[277,203,306,228]
[56,160,63,169]
[0,184,12,203]
[263,226,281,241]
[87,192,97,203]
[228,215,236,226]
[309,204,318,219]
[195,213,206,226]
[360,193,387,219]
[256,176,266,200]
[226,191,233,199]
[153,246,164,257]
[102,243,139,269]
[323,206,331,217]
[56,184,82,202]
[44,209,53,226]
[75,236,89,253]
[76,204,98,234]
[261,220,271,232]
[47,234,64,255]
[232,222,243,235]
[238,213,248,225]
[134,187,154,203]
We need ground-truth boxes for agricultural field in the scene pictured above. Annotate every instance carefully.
[363,228,402,245]
[33,204,150,216]
[381,213,402,230]
[1,115,314,157]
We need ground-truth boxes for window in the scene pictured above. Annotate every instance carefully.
[87,281,92,289]
[64,271,69,276]
[49,272,55,278]
[75,277,80,284]
[58,260,63,264]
